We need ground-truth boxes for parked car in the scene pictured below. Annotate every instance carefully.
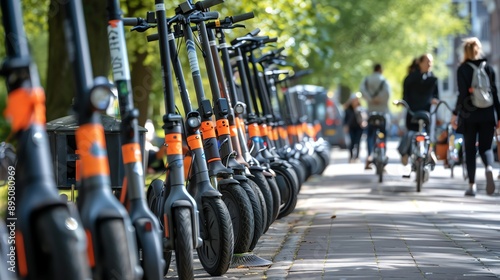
[290,84,347,149]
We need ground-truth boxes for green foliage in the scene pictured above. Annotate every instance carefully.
[0,0,468,137]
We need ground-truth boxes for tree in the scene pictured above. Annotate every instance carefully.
[45,0,110,121]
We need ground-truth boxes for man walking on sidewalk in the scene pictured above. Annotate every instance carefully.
[360,63,391,170]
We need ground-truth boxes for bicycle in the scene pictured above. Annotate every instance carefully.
[366,112,388,183]
[106,0,164,278]
[62,0,143,278]
[394,99,451,192]
[0,1,91,279]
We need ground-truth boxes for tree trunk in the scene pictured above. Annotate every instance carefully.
[46,0,110,121]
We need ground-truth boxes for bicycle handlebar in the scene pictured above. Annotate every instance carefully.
[206,11,255,29]
[393,99,452,116]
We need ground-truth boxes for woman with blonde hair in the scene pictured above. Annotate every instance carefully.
[451,37,500,196]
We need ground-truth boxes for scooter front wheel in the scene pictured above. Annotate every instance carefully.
[97,219,135,280]
[173,207,194,280]
[35,207,91,280]
[197,197,234,276]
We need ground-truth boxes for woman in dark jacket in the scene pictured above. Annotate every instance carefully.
[398,54,439,164]
[451,37,500,196]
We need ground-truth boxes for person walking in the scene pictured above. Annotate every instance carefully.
[360,63,391,170]
[343,94,367,163]
[398,54,439,165]
[450,37,500,196]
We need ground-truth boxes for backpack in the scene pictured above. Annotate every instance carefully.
[467,61,493,108]
[364,78,385,98]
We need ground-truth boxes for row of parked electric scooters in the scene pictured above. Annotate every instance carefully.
[0,0,331,279]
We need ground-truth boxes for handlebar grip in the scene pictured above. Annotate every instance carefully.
[195,0,224,10]
[204,11,220,20]
[275,47,285,54]
[263,37,278,44]
[232,12,254,23]
[147,33,159,42]
[122,17,139,26]
[248,28,260,36]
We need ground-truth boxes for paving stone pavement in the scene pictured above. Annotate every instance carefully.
[166,142,500,279]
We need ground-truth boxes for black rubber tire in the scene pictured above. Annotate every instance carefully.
[220,183,254,254]
[288,158,307,185]
[249,170,274,233]
[173,207,194,280]
[197,197,234,276]
[274,166,299,219]
[377,162,384,183]
[239,181,264,251]
[247,179,267,238]
[97,219,134,280]
[416,159,424,192]
[35,207,91,280]
[265,175,281,225]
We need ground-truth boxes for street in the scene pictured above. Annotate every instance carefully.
[171,140,500,279]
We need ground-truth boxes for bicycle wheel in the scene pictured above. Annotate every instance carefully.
[239,181,263,251]
[97,219,134,280]
[219,183,254,253]
[197,197,234,276]
[35,207,91,280]
[416,159,424,192]
[173,207,194,280]
[249,170,274,233]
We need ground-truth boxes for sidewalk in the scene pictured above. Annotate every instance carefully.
[175,143,500,279]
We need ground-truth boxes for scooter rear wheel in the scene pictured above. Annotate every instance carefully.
[239,181,264,251]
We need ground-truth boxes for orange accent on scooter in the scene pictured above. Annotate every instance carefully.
[200,121,217,139]
[4,87,46,132]
[287,126,297,136]
[207,157,221,163]
[184,154,192,181]
[85,230,95,267]
[279,127,288,140]
[75,124,110,178]
[216,119,230,136]
[186,134,203,150]
[15,230,28,277]
[248,123,260,138]
[268,127,278,141]
[314,123,322,134]
[120,177,128,204]
[108,19,119,28]
[230,125,238,137]
[122,143,142,164]
[165,133,182,155]
[259,123,268,137]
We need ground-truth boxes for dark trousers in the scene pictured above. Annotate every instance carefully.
[463,121,495,184]
[349,127,363,160]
